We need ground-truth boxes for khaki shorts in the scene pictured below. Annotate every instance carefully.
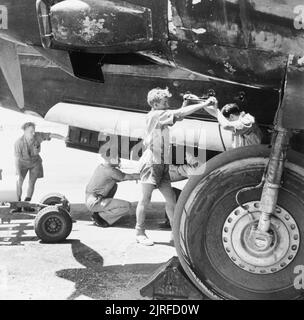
[18,161,44,180]
[140,163,171,187]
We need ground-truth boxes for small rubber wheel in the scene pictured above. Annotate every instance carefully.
[34,206,72,243]
[40,193,70,212]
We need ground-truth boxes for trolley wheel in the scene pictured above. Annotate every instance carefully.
[39,193,70,212]
[34,206,72,243]
[174,145,304,300]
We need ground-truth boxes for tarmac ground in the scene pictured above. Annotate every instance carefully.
[0,107,185,300]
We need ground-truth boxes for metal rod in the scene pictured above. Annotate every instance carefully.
[257,127,290,232]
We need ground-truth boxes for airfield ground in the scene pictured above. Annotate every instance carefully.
[0,107,186,300]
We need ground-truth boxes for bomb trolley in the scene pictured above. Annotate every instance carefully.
[0,193,73,243]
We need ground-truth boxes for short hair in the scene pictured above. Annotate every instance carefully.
[221,103,240,118]
[147,87,172,108]
[22,122,36,131]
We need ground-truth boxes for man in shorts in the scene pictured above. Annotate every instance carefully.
[13,122,66,212]
[135,87,217,246]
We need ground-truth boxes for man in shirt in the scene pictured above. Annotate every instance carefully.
[203,102,262,149]
[14,122,66,212]
[85,156,139,227]
[135,88,217,246]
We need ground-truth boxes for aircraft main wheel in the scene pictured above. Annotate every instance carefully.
[40,193,70,212]
[174,145,304,300]
[34,206,73,243]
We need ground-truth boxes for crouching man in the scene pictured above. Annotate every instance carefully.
[85,156,139,227]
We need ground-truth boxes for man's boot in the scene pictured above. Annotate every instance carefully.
[11,198,22,213]
[91,212,110,228]
[22,197,36,212]
[11,207,22,213]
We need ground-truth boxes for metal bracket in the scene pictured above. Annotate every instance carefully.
[36,0,53,48]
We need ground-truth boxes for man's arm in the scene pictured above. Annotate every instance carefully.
[203,105,240,131]
[216,110,253,131]
[215,109,237,130]
[123,173,140,181]
[111,168,139,182]
[37,132,67,142]
[203,105,218,118]
[15,158,21,176]
[173,97,217,120]
[49,133,67,141]
[14,141,22,175]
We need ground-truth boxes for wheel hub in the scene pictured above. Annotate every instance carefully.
[222,201,300,274]
[243,223,276,254]
[45,216,62,233]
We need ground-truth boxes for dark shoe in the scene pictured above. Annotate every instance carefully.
[11,207,22,213]
[158,218,171,230]
[22,206,36,213]
[91,212,110,228]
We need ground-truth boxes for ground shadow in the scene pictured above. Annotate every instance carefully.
[56,239,162,300]
[0,222,37,246]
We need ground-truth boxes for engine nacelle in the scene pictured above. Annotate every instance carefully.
[36,0,168,53]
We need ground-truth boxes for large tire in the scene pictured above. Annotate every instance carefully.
[34,206,73,243]
[40,193,70,212]
[174,145,304,300]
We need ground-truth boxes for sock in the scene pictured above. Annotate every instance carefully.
[24,197,31,202]
[135,226,146,236]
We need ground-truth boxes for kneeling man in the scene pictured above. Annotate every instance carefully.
[85,156,139,227]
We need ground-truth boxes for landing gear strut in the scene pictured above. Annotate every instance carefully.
[242,128,292,272]
[258,128,290,232]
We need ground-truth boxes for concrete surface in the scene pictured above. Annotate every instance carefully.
[0,107,186,300]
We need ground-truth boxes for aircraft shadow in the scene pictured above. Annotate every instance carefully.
[56,239,162,300]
